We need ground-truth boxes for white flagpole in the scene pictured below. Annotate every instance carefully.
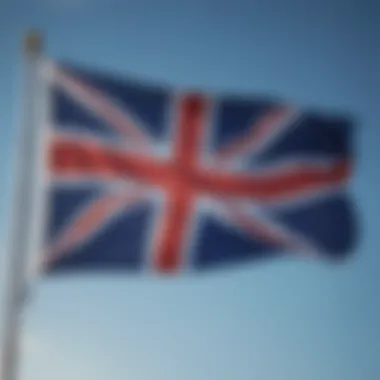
[1,31,44,380]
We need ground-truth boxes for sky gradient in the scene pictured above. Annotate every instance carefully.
[0,0,379,379]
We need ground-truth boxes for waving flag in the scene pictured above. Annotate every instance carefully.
[39,61,356,274]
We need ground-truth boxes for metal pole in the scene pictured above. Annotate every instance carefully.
[1,30,44,380]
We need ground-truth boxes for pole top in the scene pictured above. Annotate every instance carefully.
[23,30,44,57]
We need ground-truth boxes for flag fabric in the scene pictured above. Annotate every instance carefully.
[39,60,356,274]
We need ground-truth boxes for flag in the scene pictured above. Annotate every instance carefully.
[38,60,356,274]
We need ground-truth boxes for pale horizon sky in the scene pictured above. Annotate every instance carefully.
[1,0,379,379]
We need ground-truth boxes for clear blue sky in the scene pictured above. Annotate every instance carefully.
[0,0,379,379]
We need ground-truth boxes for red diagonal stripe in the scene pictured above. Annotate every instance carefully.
[54,66,150,148]
[220,201,316,254]
[214,106,295,164]
[43,189,145,271]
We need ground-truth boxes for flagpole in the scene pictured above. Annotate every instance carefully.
[1,30,44,380]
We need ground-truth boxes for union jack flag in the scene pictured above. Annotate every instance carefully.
[40,61,356,274]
